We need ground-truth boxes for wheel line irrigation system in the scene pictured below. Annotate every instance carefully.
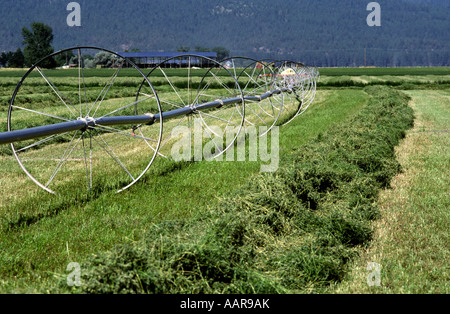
[0,46,319,194]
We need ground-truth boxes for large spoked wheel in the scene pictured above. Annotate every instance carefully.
[137,55,245,161]
[221,57,283,136]
[8,47,162,194]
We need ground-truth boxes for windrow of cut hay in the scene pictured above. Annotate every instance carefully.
[64,86,414,294]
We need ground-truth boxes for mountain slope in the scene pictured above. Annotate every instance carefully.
[0,0,448,66]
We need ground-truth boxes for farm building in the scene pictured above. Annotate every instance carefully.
[119,51,218,68]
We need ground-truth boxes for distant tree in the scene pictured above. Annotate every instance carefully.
[128,48,141,53]
[0,52,9,67]
[177,46,190,52]
[54,50,75,67]
[22,22,56,68]
[72,54,95,68]
[0,49,25,68]
[8,48,25,68]
[212,46,230,61]
[194,46,211,52]
[88,51,116,68]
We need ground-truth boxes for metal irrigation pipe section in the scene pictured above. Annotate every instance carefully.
[0,87,293,146]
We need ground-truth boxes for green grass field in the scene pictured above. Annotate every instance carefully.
[0,66,448,294]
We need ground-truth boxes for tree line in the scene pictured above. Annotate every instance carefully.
[1,22,56,68]
[0,22,232,68]
[0,22,121,69]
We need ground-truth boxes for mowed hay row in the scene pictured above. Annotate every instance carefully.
[58,86,414,294]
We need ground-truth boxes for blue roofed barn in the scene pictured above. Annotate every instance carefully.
[119,51,218,68]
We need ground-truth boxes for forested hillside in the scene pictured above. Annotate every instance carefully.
[0,0,448,66]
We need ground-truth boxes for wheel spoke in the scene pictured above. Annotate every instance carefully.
[94,96,152,120]
[78,48,88,116]
[199,110,241,127]
[242,65,259,92]
[159,97,184,109]
[159,66,186,107]
[89,59,125,117]
[208,69,234,95]
[188,56,191,106]
[90,124,158,143]
[15,132,72,153]
[200,122,223,156]
[158,115,188,152]
[193,73,218,104]
[36,67,78,118]
[45,131,81,188]
[91,130,135,181]
[82,131,93,191]
[246,102,269,126]
[11,105,72,122]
